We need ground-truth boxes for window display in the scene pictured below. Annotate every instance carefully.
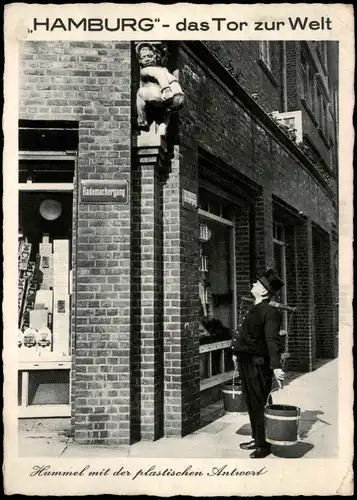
[17,123,77,418]
[18,191,72,356]
[198,188,236,390]
[198,189,234,342]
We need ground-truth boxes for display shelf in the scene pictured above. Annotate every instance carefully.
[199,340,233,391]
[200,371,234,391]
[19,350,71,362]
[19,359,71,371]
[18,404,71,418]
[19,183,74,192]
[199,340,231,353]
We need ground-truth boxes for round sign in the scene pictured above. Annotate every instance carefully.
[39,199,62,221]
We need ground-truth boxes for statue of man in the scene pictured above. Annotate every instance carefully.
[136,42,184,136]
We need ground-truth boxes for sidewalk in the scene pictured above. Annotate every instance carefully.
[18,358,338,459]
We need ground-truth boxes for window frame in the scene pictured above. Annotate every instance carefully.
[273,221,288,330]
[18,150,76,350]
[18,149,76,417]
[258,41,280,86]
[198,209,237,331]
[198,188,238,391]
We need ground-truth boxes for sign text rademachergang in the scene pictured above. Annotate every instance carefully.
[80,180,128,203]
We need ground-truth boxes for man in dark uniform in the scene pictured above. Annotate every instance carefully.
[231,269,285,459]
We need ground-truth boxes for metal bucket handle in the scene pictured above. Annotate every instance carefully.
[266,386,280,406]
[232,367,238,399]
[266,386,301,417]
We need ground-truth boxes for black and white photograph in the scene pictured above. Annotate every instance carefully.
[3,3,354,497]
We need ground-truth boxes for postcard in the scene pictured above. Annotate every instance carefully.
[3,2,354,496]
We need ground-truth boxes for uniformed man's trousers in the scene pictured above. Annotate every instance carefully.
[237,353,273,448]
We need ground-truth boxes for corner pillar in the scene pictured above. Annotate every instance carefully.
[133,130,170,440]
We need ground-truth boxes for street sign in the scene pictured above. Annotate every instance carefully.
[80,180,128,203]
[182,189,197,210]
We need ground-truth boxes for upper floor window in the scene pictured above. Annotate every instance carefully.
[301,53,317,115]
[260,41,271,70]
[316,41,328,71]
[259,41,280,84]
[316,85,329,139]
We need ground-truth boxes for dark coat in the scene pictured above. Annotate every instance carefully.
[231,300,282,370]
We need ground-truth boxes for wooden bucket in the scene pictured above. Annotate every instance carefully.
[265,396,300,446]
[222,368,247,413]
[222,382,247,412]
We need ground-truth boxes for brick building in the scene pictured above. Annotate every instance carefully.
[17,40,338,445]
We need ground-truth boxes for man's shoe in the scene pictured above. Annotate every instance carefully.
[239,440,257,450]
[250,447,271,459]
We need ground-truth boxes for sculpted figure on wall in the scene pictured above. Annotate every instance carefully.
[135,42,184,137]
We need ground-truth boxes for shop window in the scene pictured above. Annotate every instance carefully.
[198,187,236,391]
[18,121,77,418]
[18,158,75,353]
[273,221,287,330]
[198,189,235,337]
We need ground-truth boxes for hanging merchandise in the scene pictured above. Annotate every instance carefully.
[18,278,27,327]
[18,240,31,271]
[18,233,71,354]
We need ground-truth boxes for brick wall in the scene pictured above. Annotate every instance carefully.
[205,41,282,113]
[283,224,300,369]
[313,230,337,359]
[179,43,337,373]
[19,39,338,445]
[285,41,300,110]
[162,139,201,437]
[235,205,251,300]
[136,146,165,441]
[202,41,337,191]
[178,140,201,436]
[254,189,274,273]
[163,148,186,436]
[292,219,316,371]
[180,44,335,235]
[20,41,133,445]
[285,41,337,179]
[130,158,141,444]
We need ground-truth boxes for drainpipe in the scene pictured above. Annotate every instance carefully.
[282,41,288,112]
